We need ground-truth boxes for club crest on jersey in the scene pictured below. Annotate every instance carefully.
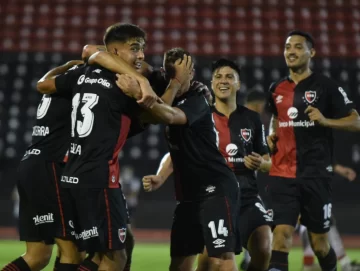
[118,228,126,243]
[240,129,251,142]
[304,91,317,104]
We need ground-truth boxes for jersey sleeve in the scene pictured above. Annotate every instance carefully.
[328,82,355,118]
[55,65,83,97]
[267,82,278,116]
[253,113,269,156]
[176,93,209,126]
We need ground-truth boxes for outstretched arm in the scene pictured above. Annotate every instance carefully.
[142,153,174,192]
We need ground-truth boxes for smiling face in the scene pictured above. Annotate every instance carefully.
[284,35,315,71]
[106,38,145,71]
[211,66,241,101]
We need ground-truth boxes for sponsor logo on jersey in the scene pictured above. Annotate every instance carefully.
[225,143,238,156]
[32,126,50,136]
[118,228,127,243]
[33,213,54,225]
[338,87,352,105]
[240,129,251,142]
[24,149,41,156]
[287,107,298,119]
[92,69,102,74]
[304,90,317,104]
[75,227,99,240]
[77,75,112,89]
[61,175,79,184]
[275,95,283,104]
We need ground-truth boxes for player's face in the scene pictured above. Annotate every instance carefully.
[108,38,146,71]
[284,35,314,70]
[211,66,240,100]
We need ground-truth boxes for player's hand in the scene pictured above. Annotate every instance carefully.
[116,74,142,100]
[81,45,103,61]
[173,55,194,85]
[266,133,278,154]
[334,165,357,181]
[305,106,328,126]
[137,80,163,108]
[244,152,263,170]
[142,175,165,192]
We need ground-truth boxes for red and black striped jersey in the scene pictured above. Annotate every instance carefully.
[55,64,139,188]
[268,73,354,178]
[212,105,269,196]
[166,90,239,202]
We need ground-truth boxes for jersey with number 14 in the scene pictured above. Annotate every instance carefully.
[55,64,139,188]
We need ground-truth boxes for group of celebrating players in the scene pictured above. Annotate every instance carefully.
[2,22,360,271]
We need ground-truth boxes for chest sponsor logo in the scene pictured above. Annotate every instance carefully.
[240,129,251,142]
[287,107,298,119]
[205,185,216,193]
[304,90,317,104]
[77,75,112,89]
[225,143,238,156]
[279,107,315,128]
[33,213,54,225]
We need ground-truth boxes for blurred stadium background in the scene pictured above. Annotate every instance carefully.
[0,0,359,268]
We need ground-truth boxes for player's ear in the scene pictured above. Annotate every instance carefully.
[310,48,316,58]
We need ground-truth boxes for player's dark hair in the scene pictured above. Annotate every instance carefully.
[287,30,315,49]
[163,47,190,79]
[245,90,267,104]
[211,58,241,78]
[103,23,146,45]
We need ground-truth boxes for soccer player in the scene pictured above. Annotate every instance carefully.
[120,49,241,271]
[2,60,84,271]
[36,23,163,271]
[266,30,359,271]
[142,58,273,271]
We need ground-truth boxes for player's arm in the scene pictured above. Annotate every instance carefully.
[37,60,83,94]
[305,106,360,131]
[88,51,160,108]
[305,83,359,131]
[142,153,174,192]
[245,116,272,172]
[333,164,357,181]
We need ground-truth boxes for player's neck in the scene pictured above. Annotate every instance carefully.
[215,98,237,117]
[289,67,312,85]
[245,103,256,113]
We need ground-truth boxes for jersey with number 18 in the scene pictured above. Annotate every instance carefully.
[55,64,139,188]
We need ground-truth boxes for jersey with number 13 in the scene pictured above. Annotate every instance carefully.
[55,64,139,188]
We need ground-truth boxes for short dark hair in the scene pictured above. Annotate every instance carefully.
[245,90,267,104]
[103,23,146,45]
[287,30,315,49]
[164,47,190,79]
[211,58,241,78]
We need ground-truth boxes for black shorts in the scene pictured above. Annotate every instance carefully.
[236,196,273,251]
[170,196,238,258]
[267,176,332,234]
[64,187,129,253]
[17,159,72,244]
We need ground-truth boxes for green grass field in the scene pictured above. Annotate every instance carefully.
[0,240,359,270]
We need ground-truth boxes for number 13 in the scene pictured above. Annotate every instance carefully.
[71,93,99,138]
